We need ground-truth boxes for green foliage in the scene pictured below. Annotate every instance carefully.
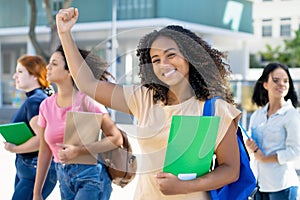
[256,30,300,68]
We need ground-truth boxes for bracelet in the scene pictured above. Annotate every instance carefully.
[254,147,259,153]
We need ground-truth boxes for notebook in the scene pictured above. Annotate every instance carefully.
[63,111,103,165]
[163,115,220,180]
[0,122,34,145]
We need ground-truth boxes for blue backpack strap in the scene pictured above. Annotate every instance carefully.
[203,97,219,116]
[204,97,257,200]
[203,97,220,200]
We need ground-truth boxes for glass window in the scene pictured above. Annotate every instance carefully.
[262,25,272,37]
[280,24,291,37]
[280,18,291,37]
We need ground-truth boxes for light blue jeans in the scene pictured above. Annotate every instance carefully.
[56,163,112,200]
[255,186,298,200]
[12,154,57,200]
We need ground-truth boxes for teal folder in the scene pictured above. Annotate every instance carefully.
[0,122,34,145]
[163,115,220,179]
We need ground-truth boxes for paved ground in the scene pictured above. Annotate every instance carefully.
[1,124,300,199]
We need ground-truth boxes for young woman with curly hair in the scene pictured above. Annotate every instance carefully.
[56,8,241,200]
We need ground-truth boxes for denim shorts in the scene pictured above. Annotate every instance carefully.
[56,163,112,200]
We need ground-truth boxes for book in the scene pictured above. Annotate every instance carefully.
[163,115,220,180]
[63,111,103,165]
[0,122,34,145]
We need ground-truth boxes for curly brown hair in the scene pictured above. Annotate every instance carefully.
[136,25,234,104]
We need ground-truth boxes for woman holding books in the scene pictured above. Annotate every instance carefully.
[3,55,57,200]
[56,8,242,199]
[246,62,300,200]
[33,45,123,200]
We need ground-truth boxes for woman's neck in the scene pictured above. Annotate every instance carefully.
[56,82,77,108]
[267,98,285,117]
[167,84,194,105]
[24,82,41,93]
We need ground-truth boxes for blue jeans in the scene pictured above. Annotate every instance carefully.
[255,186,298,200]
[56,163,112,200]
[12,154,57,200]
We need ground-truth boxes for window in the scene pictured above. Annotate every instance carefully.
[280,24,291,36]
[262,25,272,37]
[280,18,291,37]
[262,19,272,37]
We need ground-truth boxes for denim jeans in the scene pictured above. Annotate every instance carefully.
[255,186,298,200]
[12,154,57,200]
[56,163,112,200]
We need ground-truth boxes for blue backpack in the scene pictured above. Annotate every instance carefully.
[203,97,257,200]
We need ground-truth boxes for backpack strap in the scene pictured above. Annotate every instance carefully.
[204,97,257,200]
[203,96,220,116]
[203,97,220,199]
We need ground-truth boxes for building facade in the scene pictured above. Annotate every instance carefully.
[0,0,253,123]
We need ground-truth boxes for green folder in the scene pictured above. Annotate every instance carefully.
[163,115,220,180]
[0,122,34,145]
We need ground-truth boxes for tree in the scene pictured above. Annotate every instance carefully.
[258,44,282,62]
[282,30,300,68]
[257,30,300,68]
[28,0,72,61]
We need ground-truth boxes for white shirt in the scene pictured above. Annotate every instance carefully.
[249,100,300,192]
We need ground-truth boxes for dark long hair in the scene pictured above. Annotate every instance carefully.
[136,25,234,104]
[252,62,298,108]
[55,45,113,82]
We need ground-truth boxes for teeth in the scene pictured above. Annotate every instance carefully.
[163,69,176,77]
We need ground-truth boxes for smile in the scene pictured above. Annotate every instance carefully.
[162,69,176,77]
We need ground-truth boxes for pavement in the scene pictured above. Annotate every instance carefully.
[1,124,300,199]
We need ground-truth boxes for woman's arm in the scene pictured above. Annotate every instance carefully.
[33,126,53,200]
[56,8,129,113]
[4,116,40,153]
[156,120,240,195]
[58,113,123,163]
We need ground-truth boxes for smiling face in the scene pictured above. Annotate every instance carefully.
[13,64,37,92]
[263,67,289,100]
[150,36,189,87]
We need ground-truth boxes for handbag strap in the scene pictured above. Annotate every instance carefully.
[119,129,131,151]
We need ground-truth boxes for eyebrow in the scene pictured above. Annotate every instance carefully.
[151,48,176,59]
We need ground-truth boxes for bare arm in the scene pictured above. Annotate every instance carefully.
[4,116,40,153]
[157,120,240,195]
[33,126,53,200]
[56,8,130,114]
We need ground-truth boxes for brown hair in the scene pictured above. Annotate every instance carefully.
[137,25,234,104]
[17,55,50,89]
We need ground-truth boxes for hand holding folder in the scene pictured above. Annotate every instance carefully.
[0,122,34,145]
[63,111,103,164]
[163,115,220,180]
